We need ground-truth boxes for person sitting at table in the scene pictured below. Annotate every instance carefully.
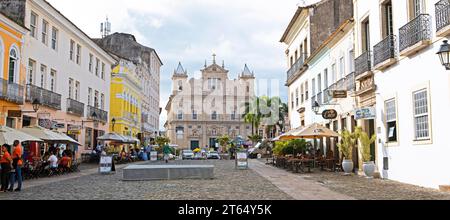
[47,152,58,170]
[58,153,71,169]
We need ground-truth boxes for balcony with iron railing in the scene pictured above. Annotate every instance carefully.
[26,84,61,110]
[355,51,372,79]
[399,14,432,56]
[311,95,316,109]
[346,72,356,92]
[436,0,450,36]
[323,88,331,104]
[316,92,323,105]
[287,55,305,82]
[67,98,84,117]
[87,105,108,123]
[0,78,24,105]
[373,35,397,69]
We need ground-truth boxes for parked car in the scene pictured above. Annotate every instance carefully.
[207,151,221,160]
[182,150,194,160]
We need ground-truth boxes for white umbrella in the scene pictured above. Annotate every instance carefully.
[20,126,62,141]
[97,133,126,142]
[53,131,82,146]
[0,126,42,145]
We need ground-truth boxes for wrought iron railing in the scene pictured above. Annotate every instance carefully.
[436,0,450,32]
[373,35,397,67]
[26,84,61,110]
[316,92,323,105]
[323,88,331,104]
[0,79,24,104]
[87,105,108,123]
[336,78,346,91]
[346,72,356,92]
[399,14,432,52]
[67,98,84,116]
[355,51,372,77]
[287,55,304,81]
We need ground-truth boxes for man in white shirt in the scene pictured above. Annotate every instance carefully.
[48,152,58,169]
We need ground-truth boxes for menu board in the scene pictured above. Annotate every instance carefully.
[99,156,113,174]
[236,152,248,169]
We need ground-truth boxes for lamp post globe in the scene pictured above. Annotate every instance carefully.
[437,40,450,70]
[312,101,320,114]
[32,99,41,112]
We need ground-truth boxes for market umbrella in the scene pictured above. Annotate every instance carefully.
[0,126,43,145]
[20,126,64,141]
[292,123,339,139]
[272,126,305,141]
[97,133,126,142]
[53,131,82,146]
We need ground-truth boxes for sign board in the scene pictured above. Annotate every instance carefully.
[297,107,306,114]
[68,130,81,135]
[332,90,348,99]
[7,110,22,118]
[99,156,113,174]
[38,119,52,129]
[236,151,248,170]
[52,123,66,129]
[322,109,338,120]
[150,151,158,161]
[355,107,376,120]
[68,125,82,131]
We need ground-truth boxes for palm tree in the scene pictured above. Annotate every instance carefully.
[217,135,231,153]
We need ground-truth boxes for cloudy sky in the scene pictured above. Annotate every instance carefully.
[47,0,304,129]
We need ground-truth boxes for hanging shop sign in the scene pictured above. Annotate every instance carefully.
[355,107,377,120]
[322,109,338,120]
[332,90,348,99]
[7,110,22,118]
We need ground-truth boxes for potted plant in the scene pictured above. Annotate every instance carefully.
[337,130,358,175]
[357,128,377,178]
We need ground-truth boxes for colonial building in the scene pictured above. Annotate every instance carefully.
[165,56,255,150]
[355,0,450,190]
[95,33,162,145]
[0,11,27,128]
[0,0,116,152]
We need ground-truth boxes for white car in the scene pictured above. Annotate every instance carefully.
[207,151,221,160]
[182,150,194,160]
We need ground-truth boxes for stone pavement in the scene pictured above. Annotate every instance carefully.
[249,160,355,200]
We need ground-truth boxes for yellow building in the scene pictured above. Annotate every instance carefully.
[110,59,142,139]
[0,12,27,128]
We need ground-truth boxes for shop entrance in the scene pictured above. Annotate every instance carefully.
[190,140,200,150]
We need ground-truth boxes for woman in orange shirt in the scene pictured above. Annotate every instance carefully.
[0,144,12,192]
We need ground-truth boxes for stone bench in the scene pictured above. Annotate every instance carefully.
[123,165,215,181]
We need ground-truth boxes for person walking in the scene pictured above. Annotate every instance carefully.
[0,144,12,192]
[9,140,23,192]
[163,144,171,163]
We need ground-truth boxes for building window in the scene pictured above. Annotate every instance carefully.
[70,40,75,61]
[51,27,58,50]
[212,111,217,120]
[8,48,18,83]
[28,59,36,85]
[193,110,198,120]
[89,54,93,72]
[101,93,105,110]
[76,44,81,64]
[339,57,345,79]
[318,73,322,92]
[324,69,329,88]
[382,1,394,38]
[291,93,294,109]
[75,81,80,101]
[385,99,397,143]
[312,78,316,96]
[231,111,236,120]
[101,62,105,79]
[301,84,304,104]
[362,19,371,52]
[305,81,309,100]
[178,80,183,91]
[409,0,425,20]
[348,50,355,73]
[40,65,47,88]
[177,111,183,120]
[95,58,100,77]
[88,88,92,106]
[94,91,99,108]
[50,69,56,92]
[295,88,299,107]
[42,20,48,45]
[331,63,337,84]
[413,89,430,140]
[304,38,308,59]
[30,12,37,38]
[68,78,74,99]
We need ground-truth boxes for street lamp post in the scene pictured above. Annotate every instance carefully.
[437,40,450,70]
[111,118,116,132]
[22,99,41,113]
[312,101,321,115]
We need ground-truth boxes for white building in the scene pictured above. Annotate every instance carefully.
[354,0,450,189]
[0,0,116,152]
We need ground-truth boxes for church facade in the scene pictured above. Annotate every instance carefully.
[165,55,255,150]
